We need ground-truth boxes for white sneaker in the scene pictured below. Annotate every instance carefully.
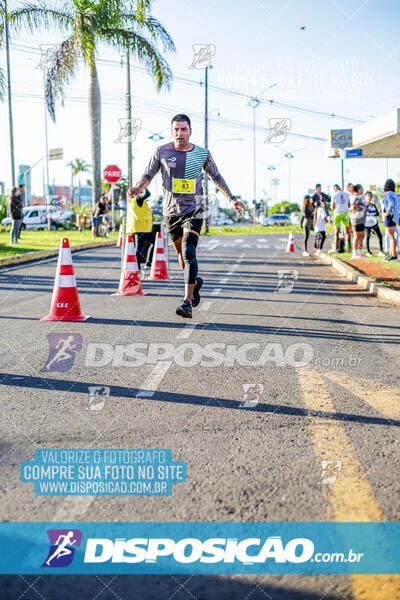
[365,252,372,257]
[302,251,310,256]
[377,251,385,257]
[315,249,320,256]
[328,249,338,254]
[352,252,358,259]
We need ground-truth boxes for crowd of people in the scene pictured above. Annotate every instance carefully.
[301,179,400,262]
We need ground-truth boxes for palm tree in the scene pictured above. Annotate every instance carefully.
[67,157,91,205]
[7,0,175,207]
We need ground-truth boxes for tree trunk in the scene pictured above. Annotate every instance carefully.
[89,60,101,209]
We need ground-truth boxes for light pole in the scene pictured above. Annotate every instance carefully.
[266,165,276,203]
[148,132,164,201]
[272,177,280,204]
[3,0,16,189]
[284,152,294,203]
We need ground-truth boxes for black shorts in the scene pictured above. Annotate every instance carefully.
[354,223,365,232]
[164,210,203,243]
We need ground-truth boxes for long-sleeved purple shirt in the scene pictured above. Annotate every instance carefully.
[142,142,234,216]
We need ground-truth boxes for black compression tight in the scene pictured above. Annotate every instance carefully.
[366,224,383,253]
[182,230,199,284]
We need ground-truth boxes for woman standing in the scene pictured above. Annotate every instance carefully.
[301,195,314,256]
[126,188,153,274]
[8,187,23,245]
[349,184,367,258]
[364,191,384,256]
[382,178,400,262]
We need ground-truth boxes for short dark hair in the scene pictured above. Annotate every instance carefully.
[171,114,191,128]
[316,183,321,188]
[354,183,363,194]
[384,178,395,192]
[365,191,373,198]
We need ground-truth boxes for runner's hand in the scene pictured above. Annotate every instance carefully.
[232,199,246,214]
[128,187,139,198]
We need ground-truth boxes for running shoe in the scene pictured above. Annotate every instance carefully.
[384,255,398,262]
[302,251,310,256]
[377,251,385,257]
[176,300,192,318]
[365,252,372,257]
[192,276,203,308]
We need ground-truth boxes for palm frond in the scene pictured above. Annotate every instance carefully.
[45,33,81,121]
[123,14,176,54]
[101,28,173,91]
[7,1,74,34]
[0,66,5,102]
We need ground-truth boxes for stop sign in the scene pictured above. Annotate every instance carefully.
[104,164,122,183]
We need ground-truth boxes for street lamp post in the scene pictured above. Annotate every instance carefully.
[247,97,260,226]
[284,152,294,203]
[272,178,280,203]
[3,0,16,189]
[266,165,276,203]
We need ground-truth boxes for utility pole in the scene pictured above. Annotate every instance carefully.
[204,66,209,233]
[126,48,133,188]
[284,152,294,203]
[4,0,16,189]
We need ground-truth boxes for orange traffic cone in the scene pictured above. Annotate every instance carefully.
[116,224,123,247]
[41,238,89,321]
[111,234,147,296]
[149,231,170,280]
[286,231,296,253]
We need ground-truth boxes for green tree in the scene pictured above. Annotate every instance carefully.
[67,157,91,204]
[6,0,175,207]
[268,201,300,216]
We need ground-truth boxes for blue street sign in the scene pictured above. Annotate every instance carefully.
[345,148,363,158]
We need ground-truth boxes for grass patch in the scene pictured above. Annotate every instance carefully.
[0,230,117,258]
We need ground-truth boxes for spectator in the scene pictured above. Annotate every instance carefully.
[312,183,331,213]
[8,187,23,245]
[91,195,109,239]
[364,191,384,257]
[331,184,350,253]
[126,188,153,274]
[313,200,328,255]
[349,183,367,258]
[382,178,400,262]
[300,195,314,256]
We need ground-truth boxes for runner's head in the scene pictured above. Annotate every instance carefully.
[354,184,363,195]
[315,183,322,194]
[365,191,373,203]
[303,194,312,207]
[384,178,395,192]
[347,182,354,194]
[333,184,341,192]
[171,114,192,149]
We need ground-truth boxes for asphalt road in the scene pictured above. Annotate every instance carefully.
[0,233,399,599]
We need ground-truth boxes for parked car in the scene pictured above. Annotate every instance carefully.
[1,206,74,231]
[264,214,291,226]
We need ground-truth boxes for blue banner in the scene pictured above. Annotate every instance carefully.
[0,522,398,574]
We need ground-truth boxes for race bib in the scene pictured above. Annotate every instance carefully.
[172,178,195,194]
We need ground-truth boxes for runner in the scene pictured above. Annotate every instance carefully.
[91,194,109,240]
[349,184,367,259]
[382,178,400,262]
[313,200,328,255]
[300,195,314,256]
[129,114,245,318]
[45,531,77,566]
[330,184,350,253]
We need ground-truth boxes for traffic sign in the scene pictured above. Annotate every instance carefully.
[104,165,122,183]
[331,129,353,149]
[345,148,363,158]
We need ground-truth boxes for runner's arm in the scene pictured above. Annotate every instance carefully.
[203,152,245,213]
[129,149,160,197]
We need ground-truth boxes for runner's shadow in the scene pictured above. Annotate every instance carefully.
[1,373,399,427]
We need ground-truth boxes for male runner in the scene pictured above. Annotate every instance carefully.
[129,114,245,318]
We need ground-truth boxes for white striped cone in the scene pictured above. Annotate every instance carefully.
[41,237,89,321]
[286,231,295,253]
[112,234,147,296]
[149,231,170,280]
[116,224,123,247]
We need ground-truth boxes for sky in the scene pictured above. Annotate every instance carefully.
[1,0,400,207]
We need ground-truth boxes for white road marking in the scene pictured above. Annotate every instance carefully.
[211,288,222,296]
[136,362,172,398]
[219,278,228,284]
[199,301,212,311]
[227,271,234,275]
[53,496,94,522]
[177,324,197,338]
[234,239,244,243]
[231,264,239,270]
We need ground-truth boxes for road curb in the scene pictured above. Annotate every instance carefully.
[0,239,116,268]
[312,252,400,306]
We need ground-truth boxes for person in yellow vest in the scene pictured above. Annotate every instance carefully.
[126,188,153,275]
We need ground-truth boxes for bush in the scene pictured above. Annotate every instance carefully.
[0,196,6,222]
[268,201,301,216]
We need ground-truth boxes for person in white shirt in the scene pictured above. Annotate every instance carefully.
[314,201,328,255]
[331,184,350,252]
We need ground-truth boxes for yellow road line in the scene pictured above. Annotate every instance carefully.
[325,371,400,421]
[296,366,400,600]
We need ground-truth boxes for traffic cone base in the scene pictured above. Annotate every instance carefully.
[286,231,296,253]
[41,238,89,321]
[112,234,147,296]
[149,232,170,280]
